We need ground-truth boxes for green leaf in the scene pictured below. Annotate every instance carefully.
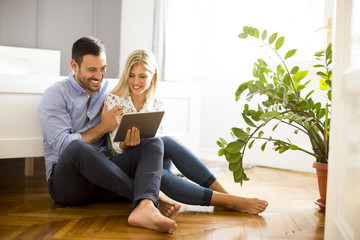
[255,80,265,90]
[239,33,248,38]
[314,102,321,112]
[248,84,259,93]
[272,122,280,131]
[278,147,289,154]
[257,59,267,66]
[243,26,249,34]
[314,50,324,57]
[317,108,326,119]
[313,64,325,68]
[305,90,315,99]
[249,27,255,36]
[326,43,332,59]
[297,85,305,92]
[242,113,257,127]
[261,110,280,119]
[218,137,228,146]
[225,151,241,163]
[248,139,255,149]
[257,66,267,83]
[289,144,299,150]
[261,29,267,40]
[292,70,309,82]
[233,170,249,185]
[299,100,308,110]
[229,161,241,172]
[225,141,244,154]
[261,141,267,151]
[258,131,264,137]
[268,32,278,44]
[285,49,297,59]
[317,72,327,77]
[290,66,299,74]
[217,140,225,147]
[262,100,271,107]
[253,28,259,38]
[235,80,253,101]
[282,89,289,105]
[218,148,226,156]
[231,127,248,140]
[275,36,284,50]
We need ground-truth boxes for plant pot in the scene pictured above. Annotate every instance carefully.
[312,161,328,210]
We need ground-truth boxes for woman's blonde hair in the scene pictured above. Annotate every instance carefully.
[111,49,159,99]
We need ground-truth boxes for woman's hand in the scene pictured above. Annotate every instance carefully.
[119,127,140,151]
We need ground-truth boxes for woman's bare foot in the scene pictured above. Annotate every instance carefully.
[158,195,181,217]
[128,199,178,233]
[211,192,268,214]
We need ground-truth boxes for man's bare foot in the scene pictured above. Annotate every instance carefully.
[211,192,268,214]
[159,195,181,217]
[128,199,178,233]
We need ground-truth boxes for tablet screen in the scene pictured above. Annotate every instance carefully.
[113,111,165,142]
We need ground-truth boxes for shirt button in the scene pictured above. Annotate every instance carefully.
[88,124,91,128]
[87,111,90,115]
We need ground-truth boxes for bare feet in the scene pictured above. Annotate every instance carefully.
[128,199,178,233]
[158,195,182,217]
[211,192,268,214]
[231,197,268,214]
[209,180,229,194]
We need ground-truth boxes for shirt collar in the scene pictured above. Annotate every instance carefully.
[69,72,87,94]
[68,71,105,98]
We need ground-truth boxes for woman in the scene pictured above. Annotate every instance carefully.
[105,49,268,215]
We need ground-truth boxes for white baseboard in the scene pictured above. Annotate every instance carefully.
[199,147,316,173]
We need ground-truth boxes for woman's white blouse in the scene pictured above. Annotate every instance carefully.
[105,93,164,155]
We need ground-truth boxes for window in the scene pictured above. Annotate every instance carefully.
[162,0,326,82]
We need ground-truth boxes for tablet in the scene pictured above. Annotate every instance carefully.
[113,111,165,142]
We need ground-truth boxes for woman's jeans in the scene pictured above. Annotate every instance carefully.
[160,136,216,206]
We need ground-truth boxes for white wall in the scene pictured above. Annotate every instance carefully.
[119,0,155,71]
[0,0,122,78]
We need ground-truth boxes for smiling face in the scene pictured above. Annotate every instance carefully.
[71,52,107,95]
[127,64,154,97]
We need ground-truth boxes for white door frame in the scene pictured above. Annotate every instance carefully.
[325,0,360,239]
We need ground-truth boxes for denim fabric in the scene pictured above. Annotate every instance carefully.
[48,138,163,208]
[160,136,216,206]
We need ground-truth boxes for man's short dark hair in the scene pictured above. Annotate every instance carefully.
[72,36,106,67]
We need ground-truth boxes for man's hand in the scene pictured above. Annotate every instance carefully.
[80,103,123,144]
[119,127,140,151]
[99,103,123,133]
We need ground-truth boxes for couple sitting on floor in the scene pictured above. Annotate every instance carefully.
[38,36,268,234]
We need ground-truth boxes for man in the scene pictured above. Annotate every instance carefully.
[38,36,177,233]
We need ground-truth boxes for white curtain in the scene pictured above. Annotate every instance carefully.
[152,0,168,81]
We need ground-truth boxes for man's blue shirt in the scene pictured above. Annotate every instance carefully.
[38,72,111,180]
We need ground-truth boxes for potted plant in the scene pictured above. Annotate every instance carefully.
[217,26,332,209]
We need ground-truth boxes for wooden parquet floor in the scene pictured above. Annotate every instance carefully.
[0,158,325,240]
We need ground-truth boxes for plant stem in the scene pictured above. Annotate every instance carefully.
[256,38,300,102]
[251,136,318,157]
